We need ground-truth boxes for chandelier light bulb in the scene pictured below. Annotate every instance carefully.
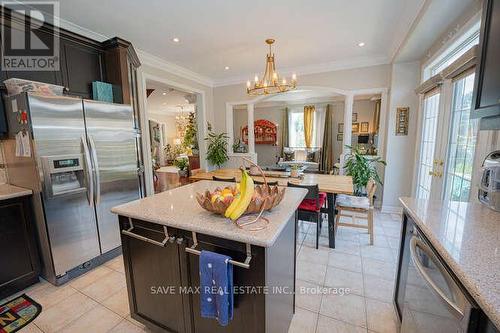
[292,73,297,81]
[254,75,259,83]
[247,80,251,88]
[282,78,287,85]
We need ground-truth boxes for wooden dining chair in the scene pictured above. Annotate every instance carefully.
[254,180,279,186]
[212,176,236,182]
[334,179,376,245]
[288,182,326,249]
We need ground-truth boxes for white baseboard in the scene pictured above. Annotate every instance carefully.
[381,205,403,214]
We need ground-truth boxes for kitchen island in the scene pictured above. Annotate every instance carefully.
[395,197,500,332]
[111,180,307,333]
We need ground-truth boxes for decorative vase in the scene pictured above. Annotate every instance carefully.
[290,169,299,178]
[178,169,188,177]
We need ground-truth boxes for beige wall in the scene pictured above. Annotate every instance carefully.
[213,64,391,134]
[138,63,215,194]
[382,62,421,212]
[148,113,178,146]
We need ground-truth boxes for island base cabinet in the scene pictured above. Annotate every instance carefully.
[119,214,296,333]
[120,218,187,333]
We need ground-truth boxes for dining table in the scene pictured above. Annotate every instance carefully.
[189,168,354,248]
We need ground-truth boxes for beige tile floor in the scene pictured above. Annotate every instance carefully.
[3,210,402,333]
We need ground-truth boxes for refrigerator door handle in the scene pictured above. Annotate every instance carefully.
[88,135,101,205]
[81,135,94,207]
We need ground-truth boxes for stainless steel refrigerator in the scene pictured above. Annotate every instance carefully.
[3,92,144,285]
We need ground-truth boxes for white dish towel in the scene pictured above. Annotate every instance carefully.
[15,131,31,157]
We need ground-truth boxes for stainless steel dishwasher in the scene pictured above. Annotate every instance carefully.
[400,226,479,333]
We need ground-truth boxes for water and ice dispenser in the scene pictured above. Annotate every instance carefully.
[41,155,87,198]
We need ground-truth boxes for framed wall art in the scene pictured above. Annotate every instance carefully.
[396,107,409,136]
[352,122,359,133]
[352,113,358,122]
[361,122,369,132]
[338,123,344,133]
[337,133,343,141]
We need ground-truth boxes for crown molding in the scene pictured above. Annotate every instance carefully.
[12,1,392,90]
[212,55,391,88]
[137,50,215,88]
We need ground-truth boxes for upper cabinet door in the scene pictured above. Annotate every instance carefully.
[472,0,500,120]
[61,40,105,98]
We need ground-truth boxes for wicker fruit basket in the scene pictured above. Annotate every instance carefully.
[196,183,285,215]
[195,159,285,230]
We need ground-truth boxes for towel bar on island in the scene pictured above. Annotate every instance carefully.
[184,231,252,269]
[121,219,252,269]
[122,218,175,247]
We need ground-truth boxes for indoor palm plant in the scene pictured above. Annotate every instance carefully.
[344,145,386,195]
[205,123,229,168]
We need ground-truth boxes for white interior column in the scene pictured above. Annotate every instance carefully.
[378,90,388,159]
[225,103,234,149]
[340,93,354,174]
[247,103,255,154]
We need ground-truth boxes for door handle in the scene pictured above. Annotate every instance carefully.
[409,236,464,319]
[88,135,101,205]
[81,136,94,207]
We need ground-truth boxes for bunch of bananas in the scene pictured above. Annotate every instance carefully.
[224,169,254,221]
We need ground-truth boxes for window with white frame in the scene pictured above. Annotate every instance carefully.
[444,71,478,202]
[288,110,307,147]
[287,106,325,148]
[422,21,480,81]
[415,18,480,201]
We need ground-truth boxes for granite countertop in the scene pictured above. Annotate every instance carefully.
[400,197,500,329]
[112,180,307,247]
[0,184,32,200]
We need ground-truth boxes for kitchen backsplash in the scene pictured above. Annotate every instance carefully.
[0,141,7,184]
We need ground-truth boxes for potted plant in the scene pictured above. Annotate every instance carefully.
[183,112,199,155]
[205,122,229,168]
[344,145,386,196]
[174,157,189,177]
[290,164,300,178]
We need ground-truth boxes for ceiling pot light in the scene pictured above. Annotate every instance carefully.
[358,42,365,47]
[224,66,230,70]
[172,37,180,43]
[246,39,297,96]
[162,92,166,95]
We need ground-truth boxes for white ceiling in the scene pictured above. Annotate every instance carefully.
[146,81,195,115]
[56,0,426,86]
[395,0,479,63]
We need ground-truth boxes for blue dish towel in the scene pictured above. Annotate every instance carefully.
[200,250,233,326]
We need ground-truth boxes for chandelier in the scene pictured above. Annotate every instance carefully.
[246,39,297,96]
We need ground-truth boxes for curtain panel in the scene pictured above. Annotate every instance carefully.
[320,104,333,173]
[303,105,315,148]
[280,107,289,156]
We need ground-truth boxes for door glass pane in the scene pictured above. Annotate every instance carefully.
[444,73,478,202]
[416,93,441,199]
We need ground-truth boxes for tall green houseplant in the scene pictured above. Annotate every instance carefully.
[344,145,386,195]
[205,123,229,168]
[183,112,198,151]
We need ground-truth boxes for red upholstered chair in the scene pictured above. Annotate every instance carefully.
[288,182,326,249]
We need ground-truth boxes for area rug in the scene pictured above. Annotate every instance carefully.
[0,294,41,333]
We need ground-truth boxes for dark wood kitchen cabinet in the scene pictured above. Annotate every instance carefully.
[0,195,40,299]
[472,0,500,129]
[120,219,187,333]
[118,214,295,333]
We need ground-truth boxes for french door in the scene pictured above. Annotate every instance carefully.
[415,71,478,201]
